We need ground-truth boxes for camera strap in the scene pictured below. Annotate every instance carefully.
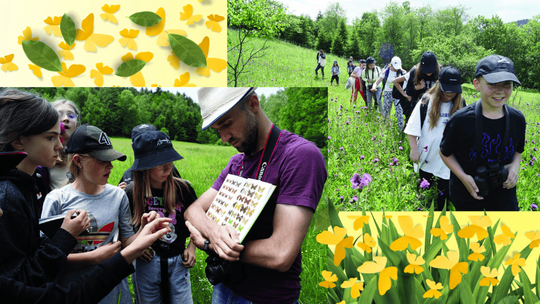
[473,100,510,166]
[237,124,282,181]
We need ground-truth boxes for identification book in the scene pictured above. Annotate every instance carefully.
[206,174,276,242]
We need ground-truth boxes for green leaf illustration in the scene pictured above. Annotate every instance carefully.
[168,33,207,68]
[129,11,162,26]
[115,59,146,77]
[60,14,76,47]
[21,40,62,72]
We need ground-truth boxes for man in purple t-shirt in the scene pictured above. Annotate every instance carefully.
[185,88,327,304]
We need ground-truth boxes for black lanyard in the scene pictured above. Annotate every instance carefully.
[237,124,282,181]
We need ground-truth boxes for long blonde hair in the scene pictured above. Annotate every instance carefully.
[131,169,188,227]
[423,81,463,130]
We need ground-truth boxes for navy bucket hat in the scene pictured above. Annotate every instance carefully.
[130,131,183,171]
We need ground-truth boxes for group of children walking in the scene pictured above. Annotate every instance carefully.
[0,89,197,303]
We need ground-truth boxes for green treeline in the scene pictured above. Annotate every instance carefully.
[21,87,328,151]
[277,1,540,88]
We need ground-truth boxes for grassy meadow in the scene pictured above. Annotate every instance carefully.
[327,83,540,212]
[228,30,351,88]
[108,137,327,303]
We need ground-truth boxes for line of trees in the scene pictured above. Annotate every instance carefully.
[278,1,540,89]
[21,87,328,152]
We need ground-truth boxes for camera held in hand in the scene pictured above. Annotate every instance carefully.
[205,250,245,285]
[474,162,509,197]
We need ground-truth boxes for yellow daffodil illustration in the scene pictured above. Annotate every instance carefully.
[206,14,225,32]
[525,230,540,249]
[101,4,120,24]
[357,256,397,295]
[18,26,39,45]
[494,224,515,246]
[90,63,113,87]
[43,16,62,36]
[180,4,203,25]
[319,270,338,289]
[430,215,453,240]
[340,278,364,299]
[0,54,18,72]
[356,233,376,253]
[347,215,370,231]
[429,251,468,289]
[505,253,526,276]
[479,266,499,287]
[146,7,165,36]
[457,215,491,241]
[196,36,226,77]
[119,29,140,50]
[75,13,114,52]
[423,279,443,299]
[468,242,485,261]
[390,216,424,251]
[404,252,425,274]
[58,42,76,60]
[52,62,85,87]
[317,226,354,266]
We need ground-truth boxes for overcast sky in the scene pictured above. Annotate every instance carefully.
[283,0,540,24]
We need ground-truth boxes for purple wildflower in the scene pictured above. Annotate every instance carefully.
[531,204,538,211]
[373,158,379,163]
[360,155,365,159]
[399,146,403,151]
[340,195,344,201]
[423,145,428,152]
[350,173,361,189]
[352,195,358,202]
[420,179,430,189]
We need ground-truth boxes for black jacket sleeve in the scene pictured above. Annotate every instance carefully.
[1,252,134,304]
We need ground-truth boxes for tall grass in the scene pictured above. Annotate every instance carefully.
[109,137,327,303]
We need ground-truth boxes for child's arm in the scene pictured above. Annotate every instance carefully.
[503,152,521,189]
[407,135,420,163]
[372,75,384,92]
[65,242,122,268]
[393,75,411,101]
[439,149,483,200]
[182,240,197,268]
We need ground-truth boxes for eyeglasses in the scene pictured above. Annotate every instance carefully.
[58,110,78,120]
[157,162,173,171]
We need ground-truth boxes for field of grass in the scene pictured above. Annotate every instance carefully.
[109,137,327,303]
[327,83,540,212]
[228,30,351,88]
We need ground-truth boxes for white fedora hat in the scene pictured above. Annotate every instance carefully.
[198,87,256,130]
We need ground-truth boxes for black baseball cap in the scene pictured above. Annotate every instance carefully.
[439,66,462,93]
[130,131,183,171]
[66,124,126,162]
[359,59,366,64]
[131,124,157,141]
[366,57,376,64]
[420,51,438,74]
[475,54,521,85]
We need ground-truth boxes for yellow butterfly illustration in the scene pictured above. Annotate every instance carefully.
[505,253,526,276]
[404,252,425,274]
[0,54,18,72]
[457,215,491,241]
[206,14,225,32]
[493,224,515,246]
[120,52,153,87]
[319,270,338,289]
[356,233,376,253]
[180,4,202,25]
[525,230,540,248]
[43,16,62,37]
[340,277,364,298]
[430,215,453,240]
[356,256,397,296]
[29,64,42,78]
[468,242,485,261]
[479,266,499,287]
[316,226,353,266]
[75,13,114,52]
[173,72,196,87]
[58,42,76,60]
[52,62,86,87]
[18,26,39,45]
[101,4,120,24]
[389,216,424,251]
[423,279,443,299]
[146,7,165,36]
[119,29,140,50]
[429,251,468,289]
[196,36,227,77]
[347,215,370,231]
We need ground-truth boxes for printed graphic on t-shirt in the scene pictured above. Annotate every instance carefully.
[468,134,515,162]
[441,113,450,125]
[146,196,181,244]
[73,221,115,253]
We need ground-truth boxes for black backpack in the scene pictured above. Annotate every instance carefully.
[391,69,405,99]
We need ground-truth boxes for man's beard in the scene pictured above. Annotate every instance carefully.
[238,112,258,156]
